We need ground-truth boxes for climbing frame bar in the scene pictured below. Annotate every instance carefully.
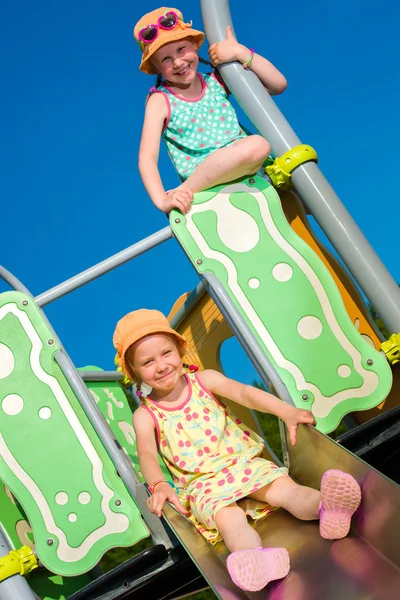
[200,0,400,334]
[0,528,37,600]
[35,226,173,307]
[55,350,174,549]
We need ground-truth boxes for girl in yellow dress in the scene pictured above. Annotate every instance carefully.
[113,309,362,593]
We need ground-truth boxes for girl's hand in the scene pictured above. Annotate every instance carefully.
[209,26,248,66]
[164,188,193,214]
[147,482,189,517]
[283,407,316,446]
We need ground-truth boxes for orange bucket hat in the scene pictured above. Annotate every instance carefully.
[113,309,187,380]
[133,7,205,75]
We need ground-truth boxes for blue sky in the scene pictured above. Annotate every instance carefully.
[2,0,399,384]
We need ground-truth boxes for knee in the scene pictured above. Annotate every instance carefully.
[245,135,271,164]
[215,505,246,531]
[266,476,297,507]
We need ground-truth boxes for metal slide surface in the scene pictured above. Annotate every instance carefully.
[164,425,400,599]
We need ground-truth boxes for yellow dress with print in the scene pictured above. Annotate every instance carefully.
[142,372,288,544]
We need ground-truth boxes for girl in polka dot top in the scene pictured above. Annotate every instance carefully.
[134,7,288,214]
[114,308,362,593]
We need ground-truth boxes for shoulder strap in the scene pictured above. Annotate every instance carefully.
[210,70,230,95]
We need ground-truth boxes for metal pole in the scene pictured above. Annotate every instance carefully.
[203,272,294,467]
[0,267,32,296]
[0,529,37,600]
[167,273,287,464]
[0,271,174,547]
[35,226,173,307]
[203,273,293,406]
[80,370,125,382]
[55,350,174,548]
[200,0,400,335]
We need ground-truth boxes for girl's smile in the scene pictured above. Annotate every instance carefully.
[152,40,199,88]
[129,333,185,399]
[156,369,175,381]
[174,63,191,76]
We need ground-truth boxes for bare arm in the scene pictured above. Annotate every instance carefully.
[132,407,188,516]
[239,50,287,95]
[138,94,194,214]
[200,369,292,417]
[133,406,165,484]
[209,26,287,96]
[199,369,315,445]
[138,94,169,211]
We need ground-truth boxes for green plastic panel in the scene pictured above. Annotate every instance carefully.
[0,291,148,576]
[171,176,392,433]
[0,460,93,600]
[0,370,156,598]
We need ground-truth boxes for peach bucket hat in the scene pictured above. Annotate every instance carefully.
[113,309,187,380]
[133,7,204,75]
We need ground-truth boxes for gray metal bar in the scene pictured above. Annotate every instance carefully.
[202,273,293,405]
[200,0,400,335]
[35,227,173,307]
[169,274,286,465]
[0,276,175,547]
[55,350,174,549]
[0,270,175,546]
[278,419,290,469]
[169,280,206,329]
[0,528,37,600]
[0,266,32,296]
[80,370,125,382]
[203,272,295,467]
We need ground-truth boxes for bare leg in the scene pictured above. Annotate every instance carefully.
[215,503,261,552]
[180,135,271,193]
[218,502,291,592]
[249,476,320,521]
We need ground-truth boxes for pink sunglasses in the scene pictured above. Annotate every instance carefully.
[138,11,183,48]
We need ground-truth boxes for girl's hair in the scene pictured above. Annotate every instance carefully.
[199,57,212,66]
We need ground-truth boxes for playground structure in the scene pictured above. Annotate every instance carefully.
[1,0,400,598]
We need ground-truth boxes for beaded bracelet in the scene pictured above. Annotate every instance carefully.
[243,48,255,69]
[148,479,178,494]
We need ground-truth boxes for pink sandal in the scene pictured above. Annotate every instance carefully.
[226,547,290,592]
[319,469,362,540]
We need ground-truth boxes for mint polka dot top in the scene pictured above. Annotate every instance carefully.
[153,72,247,180]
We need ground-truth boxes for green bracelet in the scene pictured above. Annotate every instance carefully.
[243,48,255,69]
[167,480,179,492]
[149,479,178,494]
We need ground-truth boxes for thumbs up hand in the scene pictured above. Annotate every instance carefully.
[208,26,249,66]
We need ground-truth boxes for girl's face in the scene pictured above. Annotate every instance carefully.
[129,333,183,393]
[152,39,199,85]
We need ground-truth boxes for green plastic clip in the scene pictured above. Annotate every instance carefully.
[381,333,400,365]
[266,144,318,190]
[0,546,38,583]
